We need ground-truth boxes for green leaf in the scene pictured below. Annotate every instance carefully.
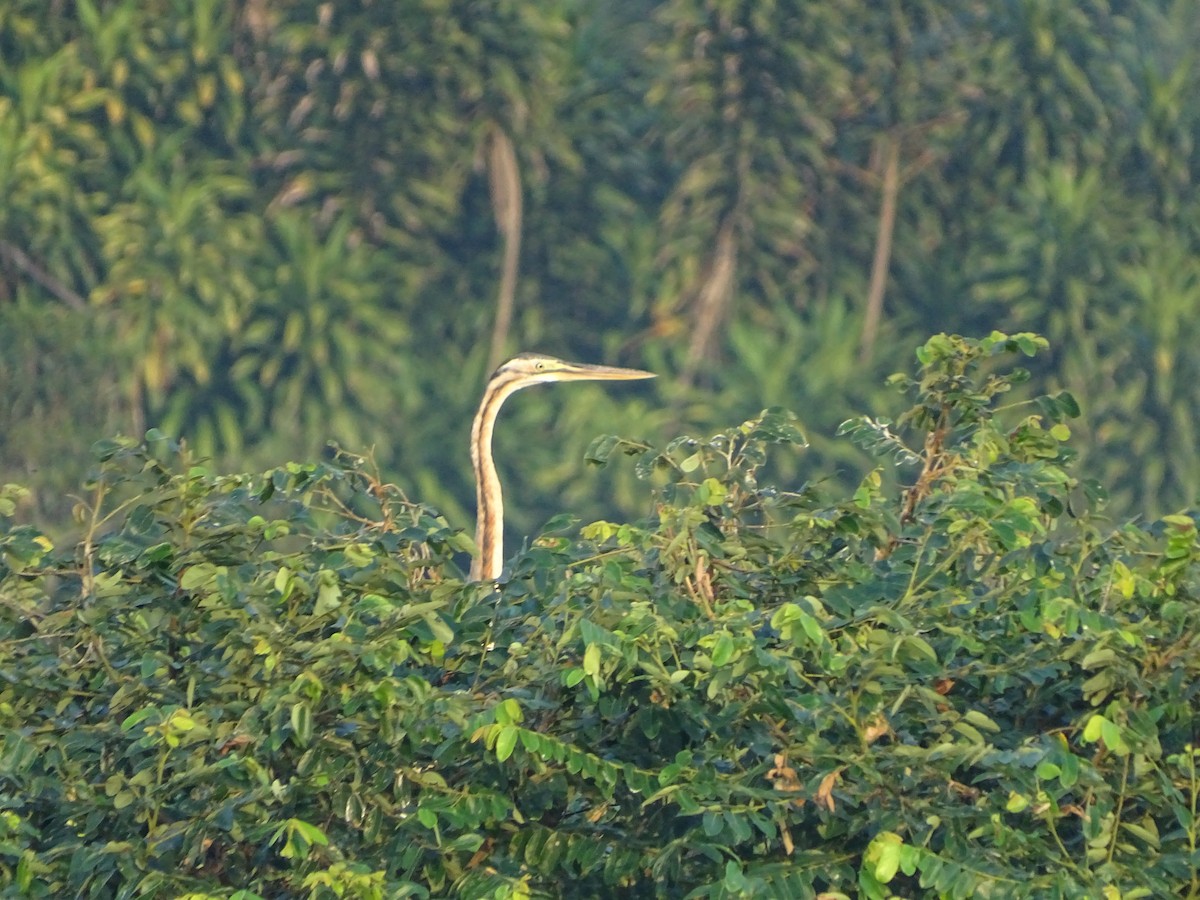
[495,725,518,762]
[290,702,312,746]
[1059,753,1081,788]
[585,434,620,465]
[1054,391,1081,417]
[1100,718,1129,755]
[800,612,824,644]
[723,860,748,891]
[290,819,328,847]
[962,710,1000,733]
[1082,715,1107,743]
[1006,792,1030,813]
[496,698,523,725]
[121,708,158,731]
[711,633,735,667]
[180,564,220,590]
[1036,761,1061,780]
[697,477,727,506]
[868,832,904,883]
[314,569,342,615]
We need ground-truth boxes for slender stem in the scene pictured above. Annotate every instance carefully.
[1105,753,1131,866]
[860,134,901,362]
[485,125,523,374]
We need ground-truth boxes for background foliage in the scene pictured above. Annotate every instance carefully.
[1,0,1198,539]
[4,3,1199,895]
[2,334,1199,898]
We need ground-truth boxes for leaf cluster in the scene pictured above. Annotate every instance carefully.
[4,0,1200,539]
[2,335,1199,898]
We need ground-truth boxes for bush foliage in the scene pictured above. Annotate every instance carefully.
[3,0,1200,532]
[2,334,1199,898]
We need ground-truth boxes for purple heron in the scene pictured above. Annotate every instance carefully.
[469,353,655,581]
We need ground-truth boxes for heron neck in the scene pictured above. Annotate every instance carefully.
[469,375,524,581]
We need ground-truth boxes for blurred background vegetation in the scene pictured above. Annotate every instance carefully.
[1,0,1198,545]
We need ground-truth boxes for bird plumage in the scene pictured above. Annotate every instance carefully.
[469,353,655,582]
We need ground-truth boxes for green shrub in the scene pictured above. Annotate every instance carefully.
[2,334,1198,898]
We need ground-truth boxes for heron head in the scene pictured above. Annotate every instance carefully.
[493,353,656,388]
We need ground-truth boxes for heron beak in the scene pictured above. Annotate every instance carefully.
[553,362,657,382]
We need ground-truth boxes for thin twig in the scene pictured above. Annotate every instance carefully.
[0,240,88,310]
[859,135,900,363]
[486,125,522,373]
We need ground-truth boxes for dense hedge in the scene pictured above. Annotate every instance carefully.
[1,334,1198,898]
[4,1,1200,534]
